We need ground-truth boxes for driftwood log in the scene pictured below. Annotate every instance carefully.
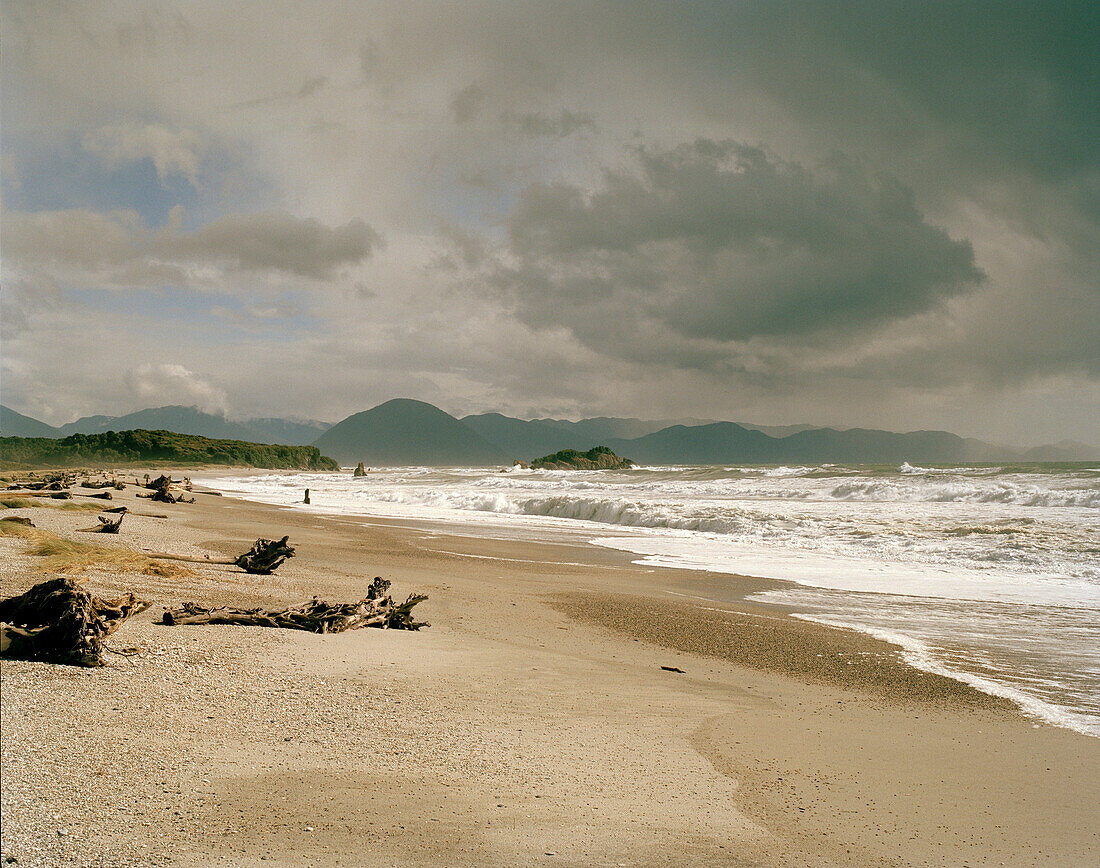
[1,516,35,527]
[104,506,168,519]
[162,578,428,632]
[0,578,150,666]
[144,536,296,574]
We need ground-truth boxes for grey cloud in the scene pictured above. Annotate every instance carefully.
[358,39,379,77]
[163,211,380,280]
[450,84,486,124]
[4,208,381,283]
[3,208,144,270]
[297,76,328,98]
[498,140,982,350]
[501,109,596,138]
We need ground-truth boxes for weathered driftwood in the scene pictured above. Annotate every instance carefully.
[5,473,75,491]
[5,490,73,500]
[144,536,296,574]
[0,578,150,666]
[143,474,195,504]
[78,514,124,534]
[1,516,35,527]
[86,491,113,500]
[161,578,428,632]
[234,536,295,574]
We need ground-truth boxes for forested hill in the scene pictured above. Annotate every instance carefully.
[0,430,340,470]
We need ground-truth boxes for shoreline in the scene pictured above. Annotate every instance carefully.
[2,472,1098,865]
[198,480,1085,729]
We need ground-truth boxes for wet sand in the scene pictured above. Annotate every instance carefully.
[2,475,1098,866]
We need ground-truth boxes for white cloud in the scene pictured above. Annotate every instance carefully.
[128,364,228,415]
[83,123,205,186]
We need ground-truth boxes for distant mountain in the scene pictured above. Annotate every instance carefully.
[37,405,332,445]
[315,399,508,466]
[602,423,1012,465]
[737,422,819,438]
[1021,440,1099,461]
[604,422,783,464]
[59,406,251,440]
[460,413,717,458]
[773,427,996,464]
[459,414,576,458]
[239,417,332,445]
[0,405,61,438]
[4,400,1094,464]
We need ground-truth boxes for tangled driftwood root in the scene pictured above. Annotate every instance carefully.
[234,536,295,574]
[162,577,428,632]
[0,578,150,666]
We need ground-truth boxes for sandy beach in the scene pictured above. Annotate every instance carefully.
[2,476,1098,867]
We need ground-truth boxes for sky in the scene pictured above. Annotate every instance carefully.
[2,1,1097,445]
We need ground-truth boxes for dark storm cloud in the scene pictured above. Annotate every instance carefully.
[497,140,982,351]
[729,0,1100,184]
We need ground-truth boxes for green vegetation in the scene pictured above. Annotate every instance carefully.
[530,445,636,470]
[0,429,340,470]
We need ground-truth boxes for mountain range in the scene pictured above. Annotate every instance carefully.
[0,404,329,445]
[2,400,1095,464]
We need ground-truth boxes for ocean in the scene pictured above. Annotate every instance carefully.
[202,462,1099,737]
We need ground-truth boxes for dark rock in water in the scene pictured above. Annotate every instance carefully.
[353,462,366,476]
[530,446,635,470]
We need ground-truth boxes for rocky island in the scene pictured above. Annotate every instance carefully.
[529,445,636,470]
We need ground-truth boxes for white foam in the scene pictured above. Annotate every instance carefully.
[790,614,1099,737]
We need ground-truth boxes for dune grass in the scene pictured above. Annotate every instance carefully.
[0,522,190,577]
[2,496,104,512]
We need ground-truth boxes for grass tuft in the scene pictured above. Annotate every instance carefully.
[0,522,191,577]
[1,496,104,511]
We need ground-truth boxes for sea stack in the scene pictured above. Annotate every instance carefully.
[353,462,366,476]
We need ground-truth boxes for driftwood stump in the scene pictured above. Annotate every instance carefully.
[79,514,124,534]
[0,578,150,666]
[233,536,295,574]
[161,578,428,632]
[140,475,194,504]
